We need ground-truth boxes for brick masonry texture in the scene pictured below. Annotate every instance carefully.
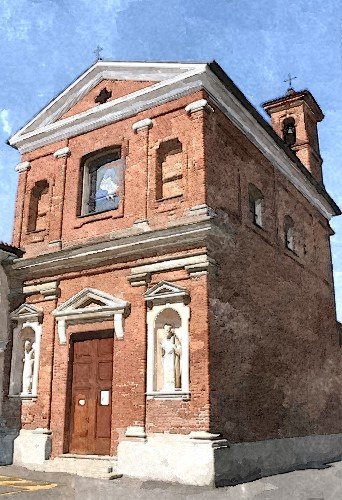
[5,77,341,458]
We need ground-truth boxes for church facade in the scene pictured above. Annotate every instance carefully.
[1,60,341,485]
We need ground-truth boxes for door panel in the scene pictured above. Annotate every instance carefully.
[69,336,113,455]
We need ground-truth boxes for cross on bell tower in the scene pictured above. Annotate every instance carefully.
[284,73,297,94]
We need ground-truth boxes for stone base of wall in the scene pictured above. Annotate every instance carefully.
[215,434,342,486]
[0,428,18,465]
[118,432,342,486]
[13,429,52,466]
[118,432,229,486]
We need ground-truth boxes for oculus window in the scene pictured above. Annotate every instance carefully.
[81,150,124,215]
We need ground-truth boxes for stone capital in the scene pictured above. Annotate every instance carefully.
[132,118,153,133]
[185,99,214,115]
[53,147,70,159]
[15,161,30,173]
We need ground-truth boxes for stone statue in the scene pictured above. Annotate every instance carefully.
[22,340,35,394]
[160,324,181,391]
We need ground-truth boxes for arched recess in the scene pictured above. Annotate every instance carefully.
[282,117,296,147]
[9,304,43,398]
[145,281,190,400]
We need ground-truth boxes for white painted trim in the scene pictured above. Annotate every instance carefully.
[200,70,335,220]
[15,161,30,173]
[53,147,70,158]
[134,254,209,277]
[146,284,190,399]
[9,320,42,398]
[10,303,43,322]
[11,77,203,154]
[132,118,153,132]
[52,288,130,343]
[8,62,336,219]
[9,63,206,146]
[185,99,213,114]
[12,219,213,277]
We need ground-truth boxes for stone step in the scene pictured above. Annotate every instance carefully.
[27,454,122,479]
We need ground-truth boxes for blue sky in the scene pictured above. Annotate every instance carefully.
[0,0,341,318]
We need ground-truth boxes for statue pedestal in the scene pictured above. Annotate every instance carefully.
[13,428,52,465]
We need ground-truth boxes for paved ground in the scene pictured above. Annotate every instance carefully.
[0,462,342,499]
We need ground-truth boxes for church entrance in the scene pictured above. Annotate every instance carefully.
[68,333,113,455]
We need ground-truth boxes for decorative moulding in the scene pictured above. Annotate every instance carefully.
[53,147,70,158]
[52,288,130,344]
[187,204,217,218]
[144,281,189,306]
[23,280,60,301]
[130,253,215,284]
[7,61,336,219]
[132,118,153,133]
[185,256,217,278]
[185,99,214,115]
[15,161,30,173]
[128,272,151,288]
[10,303,43,324]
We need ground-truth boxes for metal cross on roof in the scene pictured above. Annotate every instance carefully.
[284,73,297,89]
[94,45,103,61]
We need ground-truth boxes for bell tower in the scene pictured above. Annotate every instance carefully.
[262,87,324,183]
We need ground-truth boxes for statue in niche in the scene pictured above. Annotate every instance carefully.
[22,339,35,394]
[160,324,182,391]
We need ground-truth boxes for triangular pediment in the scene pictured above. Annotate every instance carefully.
[9,61,206,148]
[144,281,189,301]
[58,79,155,121]
[10,303,43,321]
[52,288,129,317]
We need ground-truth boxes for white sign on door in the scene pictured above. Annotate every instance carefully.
[100,390,110,406]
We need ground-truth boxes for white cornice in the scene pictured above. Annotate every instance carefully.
[11,218,214,279]
[8,62,337,219]
[9,61,207,143]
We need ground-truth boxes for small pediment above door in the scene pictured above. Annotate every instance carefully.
[144,281,189,305]
[10,303,43,323]
[52,288,129,318]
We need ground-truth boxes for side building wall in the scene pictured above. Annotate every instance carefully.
[205,104,341,442]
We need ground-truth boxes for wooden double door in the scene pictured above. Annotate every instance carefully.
[69,334,113,455]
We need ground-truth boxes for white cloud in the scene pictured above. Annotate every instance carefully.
[0,109,11,135]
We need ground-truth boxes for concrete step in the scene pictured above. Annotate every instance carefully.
[28,454,122,479]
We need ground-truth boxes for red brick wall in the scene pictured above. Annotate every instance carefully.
[14,254,210,455]
[204,103,340,442]
[13,91,207,257]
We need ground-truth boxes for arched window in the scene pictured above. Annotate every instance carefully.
[156,138,183,200]
[284,215,295,251]
[248,184,263,227]
[28,180,49,232]
[283,117,296,147]
[81,149,125,215]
